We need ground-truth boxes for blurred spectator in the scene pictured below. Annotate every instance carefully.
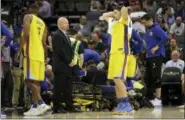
[143,0,157,18]
[156,15,169,33]
[40,65,54,105]
[86,0,102,31]
[37,0,52,28]
[41,65,54,92]
[162,7,175,26]
[1,22,13,47]
[169,17,185,48]
[175,1,185,21]
[47,32,53,65]
[165,39,184,62]
[73,16,89,33]
[70,37,85,82]
[132,18,146,36]
[81,62,107,85]
[165,50,184,73]
[87,0,102,21]
[75,31,88,49]
[87,40,96,50]
[91,32,105,52]
[84,49,101,64]
[38,0,52,19]
[1,22,13,108]
[10,38,24,108]
[156,2,175,16]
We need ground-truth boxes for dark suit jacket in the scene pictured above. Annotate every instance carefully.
[52,29,73,74]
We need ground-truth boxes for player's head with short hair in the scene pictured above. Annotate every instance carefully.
[28,3,40,15]
[141,14,153,28]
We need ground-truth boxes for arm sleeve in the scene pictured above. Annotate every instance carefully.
[93,53,101,63]
[52,34,72,64]
[153,26,168,47]
[1,23,13,46]
[78,43,85,54]
[131,29,143,53]
[10,45,14,59]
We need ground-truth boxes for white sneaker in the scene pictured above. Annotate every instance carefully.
[150,98,162,107]
[1,112,6,118]
[178,105,184,109]
[24,107,39,116]
[37,104,51,115]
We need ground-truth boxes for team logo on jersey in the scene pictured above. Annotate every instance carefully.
[149,32,153,36]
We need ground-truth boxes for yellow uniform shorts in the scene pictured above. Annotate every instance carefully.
[23,58,45,81]
[108,53,136,80]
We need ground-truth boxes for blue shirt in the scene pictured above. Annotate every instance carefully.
[40,79,54,92]
[10,41,20,67]
[145,23,168,58]
[13,25,23,36]
[130,29,143,54]
[99,33,110,47]
[84,49,101,63]
[1,22,13,47]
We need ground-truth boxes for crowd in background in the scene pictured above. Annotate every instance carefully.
[1,0,185,110]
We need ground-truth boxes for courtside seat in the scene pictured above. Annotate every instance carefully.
[161,67,182,105]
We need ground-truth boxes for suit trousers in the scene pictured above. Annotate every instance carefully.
[53,72,73,110]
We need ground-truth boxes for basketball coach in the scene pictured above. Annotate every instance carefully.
[52,17,81,113]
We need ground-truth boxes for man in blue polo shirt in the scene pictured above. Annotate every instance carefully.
[141,14,168,107]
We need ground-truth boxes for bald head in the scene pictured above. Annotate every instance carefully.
[171,50,180,62]
[57,17,69,31]
[176,16,182,26]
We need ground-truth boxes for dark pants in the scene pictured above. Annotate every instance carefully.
[1,62,13,107]
[53,72,73,110]
[144,56,163,100]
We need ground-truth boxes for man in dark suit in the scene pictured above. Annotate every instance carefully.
[52,17,80,113]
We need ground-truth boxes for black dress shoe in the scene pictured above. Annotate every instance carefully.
[67,108,82,113]
[52,108,67,114]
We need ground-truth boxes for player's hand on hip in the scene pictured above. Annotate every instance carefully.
[151,45,159,54]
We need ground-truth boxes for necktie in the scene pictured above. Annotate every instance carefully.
[65,33,71,46]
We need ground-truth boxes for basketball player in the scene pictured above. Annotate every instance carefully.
[100,6,135,115]
[15,3,51,116]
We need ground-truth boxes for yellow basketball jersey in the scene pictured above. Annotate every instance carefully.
[23,14,45,62]
[110,20,131,54]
